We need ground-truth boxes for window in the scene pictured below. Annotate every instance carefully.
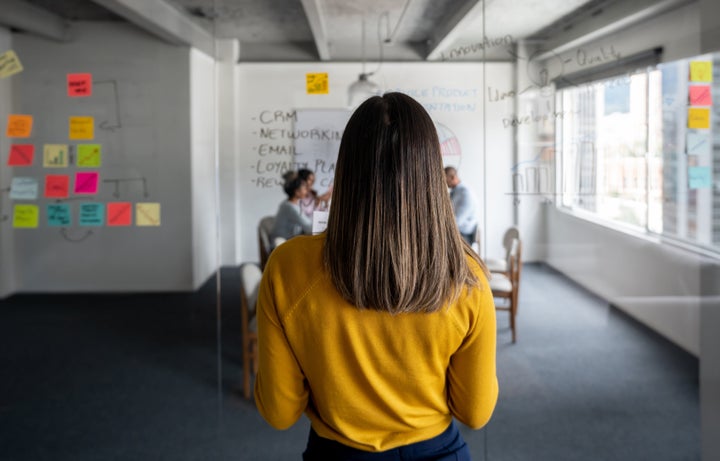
[556,53,720,254]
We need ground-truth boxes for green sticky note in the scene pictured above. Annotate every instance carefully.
[13,204,38,228]
[76,144,101,167]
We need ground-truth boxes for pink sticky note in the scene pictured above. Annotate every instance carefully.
[8,144,34,166]
[689,85,711,106]
[67,73,92,97]
[73,171,99,194]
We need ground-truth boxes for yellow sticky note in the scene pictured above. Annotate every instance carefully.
[6,114,33,138]
[13,204,39,228]
[136,202,161,226]
[306,73,329,94]
[69,116,94,140]
[689,61,712,82]
[0,50,23,79]
[43,144,69,167]
[688,108,710,129]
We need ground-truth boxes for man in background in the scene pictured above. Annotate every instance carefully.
[444,166,479,246]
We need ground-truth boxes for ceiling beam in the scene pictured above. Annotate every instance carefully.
[89,0,216,58]
[0,0,70,42]
[300,0,331,60]
[425,0,484,60]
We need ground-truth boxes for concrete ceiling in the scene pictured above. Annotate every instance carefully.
[5,0,693,61]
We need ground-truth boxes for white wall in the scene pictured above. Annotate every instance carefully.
[6,22,200,293]
[230,62,514,265]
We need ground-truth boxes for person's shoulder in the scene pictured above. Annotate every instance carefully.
[266,234,324,271]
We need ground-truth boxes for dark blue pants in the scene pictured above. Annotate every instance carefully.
[302,421,471,461]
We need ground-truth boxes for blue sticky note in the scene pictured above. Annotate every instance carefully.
[79,202,104,226]
[688,166,712,189]
[10,177,38,200]
[47,203,71,226]
[686,132,711,155]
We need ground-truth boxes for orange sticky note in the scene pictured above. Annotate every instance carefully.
[306,73,329,94]
[689,61,712,82]
[688,108,710,129]
[107,202,132,226]
[7,144,34,166]
[69,116,94,140]
[6,114,33,138]
[45,175,70,198]
[689,85,711,106]
[67,73,92,97]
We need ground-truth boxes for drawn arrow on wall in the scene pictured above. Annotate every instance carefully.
[95,80,122,131]
[102,177,149,198]
[60,228,94,242]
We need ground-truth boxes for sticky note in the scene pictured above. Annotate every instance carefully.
[306,73,329,94]
[13,204,38,228]
[76,144,101,167]
[7,144,34,166]
[107,202,132,226]
[10,177,38,200]
[686,132,711,156]
[45,174,70,198]
[688,108,710,129]
[689,61,712,82]
[43,144,69,168]
[0,50,23,79]
[79,203,104,226]
[6,114,33,138]
[69,116,94,140]
[689,85,712,106]
[67,73,92,97]
[136,202,161,226]
[688,166,712,189]
[74,172,99,194]
[47,204,71,226]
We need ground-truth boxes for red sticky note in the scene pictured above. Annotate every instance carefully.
[8,144,34,166]
[45,175,70,198]
[107,202,132,226]
[67,73,92,97]
[689,85,711,106]
[74,171,99,194]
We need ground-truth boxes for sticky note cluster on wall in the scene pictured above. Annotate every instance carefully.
[685,60,713,189]
[12,202,161,228]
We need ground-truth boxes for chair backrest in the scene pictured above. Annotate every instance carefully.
[257,216,275,269]
[503,226,520,263]
[240,262,263,323]
[508,238,522,294]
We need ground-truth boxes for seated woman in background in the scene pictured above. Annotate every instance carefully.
[271,170,313,242]
[298,168,333,218]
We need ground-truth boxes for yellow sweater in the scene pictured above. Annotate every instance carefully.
[254,234,498,452]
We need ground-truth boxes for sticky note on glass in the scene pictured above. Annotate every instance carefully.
[689,61,712,82]
[43,144,69,168]
[6,114,33,138]
[7,144,34,166]
[13,204,38,228]
[306,73,329,94]
[47,203,71,227]
[74,171,99,194]
[67,73,92,97]
[76,144,101,167]
[69,116,94,140]
[79,202,104,226]
[0,50,23,79]
[688,108,710,129]
[45,174,70,198]
[107,202,132,226]
[136,202,161,226]
[689,85,712,106]
[686,132,711,155]
[688,166,712,189]
[10,177,38,200]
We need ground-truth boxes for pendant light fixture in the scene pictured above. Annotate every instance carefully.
[348,15,382,107]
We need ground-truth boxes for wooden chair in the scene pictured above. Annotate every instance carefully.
[257,216,275,270]
[240,262,262,399]
[485,226,520,275]
[490,238,522,343]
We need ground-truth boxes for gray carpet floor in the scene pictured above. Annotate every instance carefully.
[0,263,699,460]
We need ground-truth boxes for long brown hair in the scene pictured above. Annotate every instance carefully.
[323,92,486,314]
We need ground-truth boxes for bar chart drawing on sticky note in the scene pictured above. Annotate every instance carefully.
[13,204,38,228]
[136,202,161,226]
[7,144,34,166]
[43,144,69,168]
[76,144,102,167]
[74,172,99,195]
